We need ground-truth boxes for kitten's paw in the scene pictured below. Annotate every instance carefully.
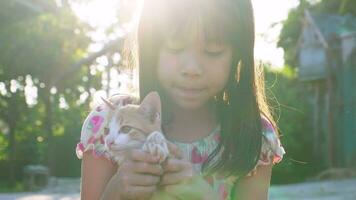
[142,131,169,163]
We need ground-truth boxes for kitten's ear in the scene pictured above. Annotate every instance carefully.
[139,91,161,122]
[101,97,116,110]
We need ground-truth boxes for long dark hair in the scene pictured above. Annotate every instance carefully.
[126,0,278,178]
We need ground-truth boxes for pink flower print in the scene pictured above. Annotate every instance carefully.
[77,143,85,152]
[191,146,208,164]
[273,155,282,164]
[88,136,96,144]
[218,184,228,200]
[99,135,105,144]
[90,115,104,134]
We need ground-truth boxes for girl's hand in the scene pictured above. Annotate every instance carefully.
[109,149,163,200]
[160,143,194,185]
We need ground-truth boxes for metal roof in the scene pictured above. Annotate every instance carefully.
[312,13,356,38]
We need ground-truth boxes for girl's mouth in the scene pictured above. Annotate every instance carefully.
[175,86,205,98]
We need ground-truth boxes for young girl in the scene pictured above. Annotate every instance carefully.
[76,0,286,199]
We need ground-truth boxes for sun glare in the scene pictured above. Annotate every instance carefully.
[252,0,299,68]
[72,0,299,68]
[71,0,120,29]
[69,0,300,106]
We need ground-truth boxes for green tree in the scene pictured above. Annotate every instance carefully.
[278,0,356,67]
[264,66,321,183]
[0,0,93,187]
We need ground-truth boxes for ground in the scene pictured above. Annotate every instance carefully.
[1,178,356,200]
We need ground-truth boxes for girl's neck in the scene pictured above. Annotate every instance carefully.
[163,102,218,143]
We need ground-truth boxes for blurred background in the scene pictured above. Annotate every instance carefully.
[0,0,355,195]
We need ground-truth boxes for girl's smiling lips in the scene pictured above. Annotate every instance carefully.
[174,85,206,98]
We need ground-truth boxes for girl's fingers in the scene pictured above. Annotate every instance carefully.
[163,158,189,173]
[117,154,161,199]
[124,185,157,199]
[127,173,161,186]
[167,142,183,159]
[160,158,194,185]
[131,161,163,175]
[119,149,163,175]
[160,170,193,185]
[129,149,160,163]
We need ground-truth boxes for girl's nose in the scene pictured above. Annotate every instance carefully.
[180,52,203,78]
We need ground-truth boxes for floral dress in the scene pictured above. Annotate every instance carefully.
[76,100,286,200]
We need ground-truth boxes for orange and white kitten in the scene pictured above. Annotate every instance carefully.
[102,92,169,165]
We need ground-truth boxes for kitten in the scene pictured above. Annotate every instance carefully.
[102,91,218,200]
[102,91,169,165]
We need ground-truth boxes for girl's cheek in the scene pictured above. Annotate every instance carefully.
[168,55,180,67]
[158,52,180,70]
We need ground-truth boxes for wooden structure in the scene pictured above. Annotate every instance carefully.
[297,10,356,168]
[23,165,50,191]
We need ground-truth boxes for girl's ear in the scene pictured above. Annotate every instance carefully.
[139,91,161,123]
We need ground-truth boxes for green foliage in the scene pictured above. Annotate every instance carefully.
[276,0,356,181]
[277,3,308,68]
[0,181,24,193]
[0,0,92,189]
[278,0,356,67]
[265,66,324,184]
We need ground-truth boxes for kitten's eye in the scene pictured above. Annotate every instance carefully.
[120,126,132,134]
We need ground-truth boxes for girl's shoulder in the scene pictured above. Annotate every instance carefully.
[246,115,286,177]
[75,101,112,160]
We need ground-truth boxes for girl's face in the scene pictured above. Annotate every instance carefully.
[157,35,233,110]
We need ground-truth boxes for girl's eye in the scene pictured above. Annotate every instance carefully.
[204,43,226,57]
[166,47,185,54]
[204,50,224,57]
[120,126,132,134]
[165,40,186,54]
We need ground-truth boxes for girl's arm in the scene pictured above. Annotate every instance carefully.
[81,151,117,200]
[234,163,273,200]
[81,149,163,200]
[79,94,139,200]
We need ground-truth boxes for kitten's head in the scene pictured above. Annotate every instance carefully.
[103,92,162,154]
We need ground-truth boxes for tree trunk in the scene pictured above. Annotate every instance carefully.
[42,88,55,175]
[4,93,20,186]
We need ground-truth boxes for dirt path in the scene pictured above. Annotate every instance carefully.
[269,178,356,200]
[1,178,355,200]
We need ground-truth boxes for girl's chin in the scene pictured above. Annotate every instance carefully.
[164,89,212,110]
[172,97,210,111]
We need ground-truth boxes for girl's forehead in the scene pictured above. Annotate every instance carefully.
[155,0,234,44]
